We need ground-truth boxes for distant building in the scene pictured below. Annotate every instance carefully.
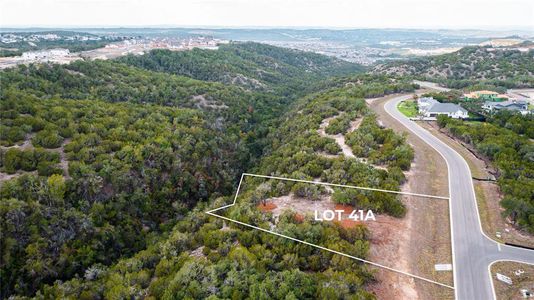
[418,97,469,119]
[482,100,529,115]
[22,48,70,60]
[463,90,507,102]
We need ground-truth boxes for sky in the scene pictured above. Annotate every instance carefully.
[1,0,533,29]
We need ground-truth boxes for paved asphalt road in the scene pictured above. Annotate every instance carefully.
[384,93,534,300]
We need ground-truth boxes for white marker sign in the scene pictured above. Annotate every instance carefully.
[434,264,452,271]
[496,273,512,285]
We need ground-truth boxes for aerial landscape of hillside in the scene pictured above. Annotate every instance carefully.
[1,0,534,299]
[373,45,534,88]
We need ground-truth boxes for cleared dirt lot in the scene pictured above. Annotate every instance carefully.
[254,180,452,300]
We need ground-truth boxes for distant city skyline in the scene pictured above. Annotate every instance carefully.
[1,0,533,30]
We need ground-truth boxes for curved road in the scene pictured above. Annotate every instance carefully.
[384,94,534,300]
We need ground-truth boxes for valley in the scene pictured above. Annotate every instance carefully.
[0,26,533,300]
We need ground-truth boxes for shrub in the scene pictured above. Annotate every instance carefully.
[291,183,322,201]
[437,114,450,128]
[0,126,26,146]
[33,130,64,148]
[324,141,341,155]
[37,161,63,176]
[3,148,21,174]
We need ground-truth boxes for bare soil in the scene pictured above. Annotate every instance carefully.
[192,95,229,109]
[0,172,25,184]
[190,246,206,259]
[293,213,305,223]
[257,202,277,212]
[264,193,333,219]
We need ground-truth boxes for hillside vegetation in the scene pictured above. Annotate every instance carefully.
[373,46,534,88]
[0,42,416,299]
[248,77,415,216]
[437,116,534,233]
[0,92,248,296]
[0,59,295,168]
[10,76,414,299]
[118,42,363,95]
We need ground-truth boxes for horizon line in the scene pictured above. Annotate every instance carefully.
[1,25,533,32]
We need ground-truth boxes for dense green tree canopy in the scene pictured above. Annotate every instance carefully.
[0,42,413,299]
[373,46,534,88]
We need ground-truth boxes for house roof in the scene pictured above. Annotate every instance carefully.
[484,100,528,108]
[504,105,527,111]
[418,97,436,101]
[418,97,438,105]
[427,103,468,114]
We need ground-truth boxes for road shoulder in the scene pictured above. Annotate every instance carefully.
[367,94,453,300]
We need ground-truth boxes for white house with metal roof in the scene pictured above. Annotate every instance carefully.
[417,97,469,120]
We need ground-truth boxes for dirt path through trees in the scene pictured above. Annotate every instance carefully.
[316,113,365,160]
[0,134,71,183]
[49,138,71,179]
[317,113,360,159]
